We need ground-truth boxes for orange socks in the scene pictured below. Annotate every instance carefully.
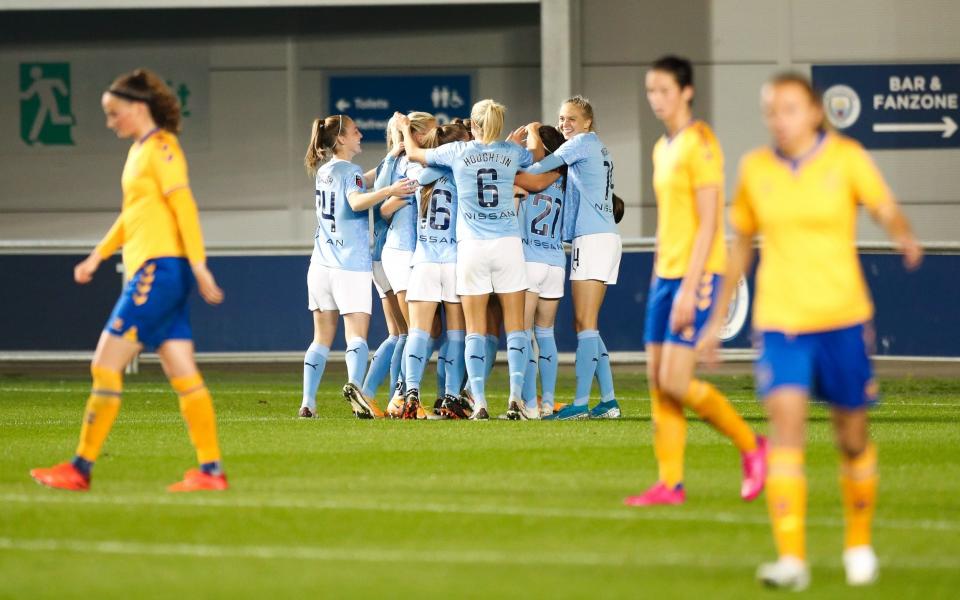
[766,447,807,560]
[841,443,878,549]
[171,374,222,465]
[685,379,757,452]
[651,387,687,487]
[75,366,123,462]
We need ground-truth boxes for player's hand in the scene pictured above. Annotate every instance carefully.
[669,288,696,334]
[192,263,224,305]
[526,122,542,135]
[506,126,527,145]
[393,112,410,128]
[74,253,102,285]
[390,178,418,197]
[696,319,723,368]
[900,237,924,271]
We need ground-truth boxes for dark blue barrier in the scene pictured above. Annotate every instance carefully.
[1,252,957,356]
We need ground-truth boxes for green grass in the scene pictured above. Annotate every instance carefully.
[1,365,958,599]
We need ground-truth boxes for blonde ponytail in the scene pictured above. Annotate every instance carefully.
[471,99,505,144]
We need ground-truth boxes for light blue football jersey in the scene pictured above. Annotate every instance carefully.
[521,176,566,268]
[413,168,458,265]
[312,158,371,272]
[554,132,617,238]
[425,140,533,241]
[381,156,418,252]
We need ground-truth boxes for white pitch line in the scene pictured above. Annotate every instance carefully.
[0,537,956,571]
[0,492,956,532]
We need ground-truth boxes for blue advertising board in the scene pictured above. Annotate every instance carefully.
[328,74,471,142]
[812,64,959,149]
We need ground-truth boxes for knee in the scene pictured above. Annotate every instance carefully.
[658,368,688,402]
[837,434,869,459]
[90,363,123,390]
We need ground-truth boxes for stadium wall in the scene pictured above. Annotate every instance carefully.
[2,247,958,358]
[2,1,960,246]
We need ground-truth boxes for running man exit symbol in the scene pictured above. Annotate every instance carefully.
[19,63,75,146]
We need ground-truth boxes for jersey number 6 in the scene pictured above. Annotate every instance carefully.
[476,168,499,208]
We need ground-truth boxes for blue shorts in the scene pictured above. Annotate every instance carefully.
[105,257,194,350]
[643,274,721,347]
[755,324,878,410]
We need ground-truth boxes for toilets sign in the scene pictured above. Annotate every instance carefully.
[328,74,471,142]
[812,64,959,149]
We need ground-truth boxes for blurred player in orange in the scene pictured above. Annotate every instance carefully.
[626,56,766,507]
[700,73,923,590]
[30,69,228,492]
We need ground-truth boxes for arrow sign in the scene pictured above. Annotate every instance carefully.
[873,116,957,138]
[335,98,351,112]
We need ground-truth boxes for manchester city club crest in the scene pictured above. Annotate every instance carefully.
[823,84,862,129]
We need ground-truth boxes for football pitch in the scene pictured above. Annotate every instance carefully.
[1,364,958,598]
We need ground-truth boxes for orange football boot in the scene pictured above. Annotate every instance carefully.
[167,468,229,492]
[30,462,90,491]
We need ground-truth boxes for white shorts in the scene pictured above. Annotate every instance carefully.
[525,262,566,299]
[380,248,413,293]
[372,260,392,299]
[456,237,528,296]
[569,233,622,285]
[307,263,372,315]
[407,262,460,304]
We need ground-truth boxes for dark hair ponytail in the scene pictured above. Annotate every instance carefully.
[108,68,181,134]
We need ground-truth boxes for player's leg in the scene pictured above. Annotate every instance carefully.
[31,332,140,491]
[498,289,529,418]
[362,293,401,400]
[589,329,621,418]
[756,387,810,591]
[521,290,540,412]
[403,300,439,419]
[433,309,448,407]
[547,278,605,420]
[818,324,879,586]
[660,342,764,500]
[388,289,412,405]
[301,309,337,417]
[626,275,686,505]
[302,262,337,417]
[441,300,468,417]
[833,407,878,586]
[485,297,502,378]
[337,270,375,418]
[158,339,228,492]
[341,311,373,417]
[533,297,560,417]
[462,293,490,418]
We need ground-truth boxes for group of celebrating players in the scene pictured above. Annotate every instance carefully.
[28,54,923,591]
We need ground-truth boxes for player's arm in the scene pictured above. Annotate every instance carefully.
[670,185,721,333]
[514,171,560,193]
[349,177,417,211]
[697,229,754,365]
[166,187,224,305]
[394,113,428,165]
[523,122,546,162]
[417,167,444,186]
[362,168,378,189]
[75,215,124,284]
[520,153,565,175]
[380,195,411,218]
[870,202,923,270]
